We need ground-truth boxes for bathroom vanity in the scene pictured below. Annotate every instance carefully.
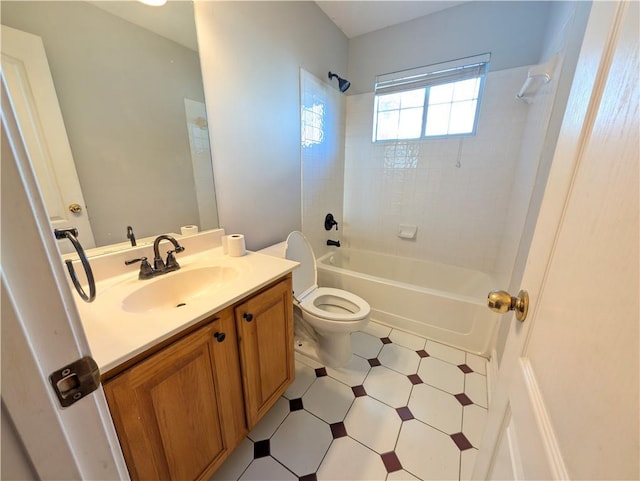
[72,230,297,480]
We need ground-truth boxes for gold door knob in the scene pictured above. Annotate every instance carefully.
[69,203,82,214]
[487,289,529,322]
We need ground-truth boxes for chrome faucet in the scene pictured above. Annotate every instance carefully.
[125,235,185,279]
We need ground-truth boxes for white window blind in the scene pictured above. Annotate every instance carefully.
[372,53,490,141]
[374,53,490,95]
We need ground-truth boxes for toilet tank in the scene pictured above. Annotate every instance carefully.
[256,241,287,258]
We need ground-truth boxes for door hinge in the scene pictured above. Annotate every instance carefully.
[49,356,100,408]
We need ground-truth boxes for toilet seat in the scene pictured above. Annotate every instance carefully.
[299,287,369,322]
[285,231,370,322]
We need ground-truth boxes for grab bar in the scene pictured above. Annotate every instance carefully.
[54,228,96,303]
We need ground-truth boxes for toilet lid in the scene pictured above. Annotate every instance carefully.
[285,231,317,300]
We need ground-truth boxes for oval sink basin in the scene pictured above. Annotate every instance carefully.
[122,266,239,313]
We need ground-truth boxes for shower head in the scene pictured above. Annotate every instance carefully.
[328,71,351,93]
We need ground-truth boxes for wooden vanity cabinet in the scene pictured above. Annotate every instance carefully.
[235,274,295,427]
[103,308,245,481]
[103,274,294,480]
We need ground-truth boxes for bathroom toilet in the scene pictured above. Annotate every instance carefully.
[285,231,370,367]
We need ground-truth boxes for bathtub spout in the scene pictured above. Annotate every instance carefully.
[327,239,341,247]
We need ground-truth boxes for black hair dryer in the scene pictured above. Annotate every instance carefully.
[324,213,338,231]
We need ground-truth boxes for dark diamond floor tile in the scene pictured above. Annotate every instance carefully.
[455,393,473,406]
[451,432,473,451]
[407,374,422,385]
[458,364,473,374]
[416,349,430,358]
[396,406,414,421]
[289,398,304,411]
[352,385,367,397]
[381,337,392,344]
[381,451,402,473]
[299,474,317,481]
[368,358,381,367]
[315,367,328,377]
[330,422,347,439]
[254,439,270,458]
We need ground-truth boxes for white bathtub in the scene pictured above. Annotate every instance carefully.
[316,249,498,357]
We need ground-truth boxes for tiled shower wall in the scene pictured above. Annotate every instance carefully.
[300,69,346,258]
[496,1,589,291]
[493,60,562,287]
[342,67,530,277]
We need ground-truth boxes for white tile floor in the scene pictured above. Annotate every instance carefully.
[211,321,489,481]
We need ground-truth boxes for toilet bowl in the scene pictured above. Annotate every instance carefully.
[285,231,370,367]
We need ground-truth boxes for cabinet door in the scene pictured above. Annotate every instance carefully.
[104,321,231,481]
[235,276,294,426]
[210,307,248,448]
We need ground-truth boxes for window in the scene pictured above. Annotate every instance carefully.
[372,53,489,142]
[301,101,325,147]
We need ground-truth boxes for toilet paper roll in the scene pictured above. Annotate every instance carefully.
[180,225,199,236]
[227,234,246,257]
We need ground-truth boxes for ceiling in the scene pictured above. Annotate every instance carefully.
[315,1,467,39]
[91,1,466,50]
[91,1,198,51]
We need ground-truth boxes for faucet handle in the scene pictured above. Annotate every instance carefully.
[165,250,181,270]
[324,213,339,231]
[125,256,154,279]
[125,256,147,265]
[139,258,154,279]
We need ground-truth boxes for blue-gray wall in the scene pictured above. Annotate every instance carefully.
[195,1,349,250]
[348,1,552,95]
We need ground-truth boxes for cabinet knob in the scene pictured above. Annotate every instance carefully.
[243,312,253,322]
[213,331,226,342]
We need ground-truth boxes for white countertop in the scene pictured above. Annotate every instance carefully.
[73,233,298,374]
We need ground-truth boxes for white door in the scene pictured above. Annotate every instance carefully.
[474,2,638,479]
[1,25,96,252]
[2,78,129,479]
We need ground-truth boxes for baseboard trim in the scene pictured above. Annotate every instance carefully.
[520,359,569,480]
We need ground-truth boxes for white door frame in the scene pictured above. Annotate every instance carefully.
[1,78,129,479]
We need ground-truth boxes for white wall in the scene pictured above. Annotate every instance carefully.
[195,2,348,251]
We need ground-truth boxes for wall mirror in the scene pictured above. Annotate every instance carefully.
[1,1,218,255]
